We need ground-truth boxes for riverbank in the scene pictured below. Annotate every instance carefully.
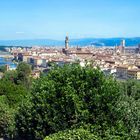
[0,57,17,70]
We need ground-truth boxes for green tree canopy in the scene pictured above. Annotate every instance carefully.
[15,64,121,140]
[0,96,15,138]
[45,128,99,140]
[0,65,7,73]
[16,62,32,88]
[0,80,28,107]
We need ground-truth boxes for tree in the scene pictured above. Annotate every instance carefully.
[45,128,99,140]
[0,79,28,107]
[0,79,29,139]
[0,96,15,138]
[113,80,140,139]
[15,64,121,140]
[16,62,32,88]
[0,65,7,73]
[2,70,17,83]
[0,62,31,139]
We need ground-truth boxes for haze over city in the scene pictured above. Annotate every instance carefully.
[0,0,140,40]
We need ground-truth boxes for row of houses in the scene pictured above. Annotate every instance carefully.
[9,45,140,80]
[116,65,140,80]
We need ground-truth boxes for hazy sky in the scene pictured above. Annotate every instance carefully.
[0,0,139,40]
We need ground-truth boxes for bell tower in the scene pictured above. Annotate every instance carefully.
[65,35,69,49]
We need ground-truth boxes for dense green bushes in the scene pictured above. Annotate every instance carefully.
[45,128,99,140]
[0,62,32,139]
[0,64,140,139]
[15,64,139,140]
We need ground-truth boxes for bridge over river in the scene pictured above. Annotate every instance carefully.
[0,54,14,59]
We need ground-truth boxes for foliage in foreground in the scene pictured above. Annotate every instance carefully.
[45,128,98,140]
[0,64,140,140]
[15,64,126,140]
[0,62,32,138]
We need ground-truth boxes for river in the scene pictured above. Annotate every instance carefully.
[0,57,17,69]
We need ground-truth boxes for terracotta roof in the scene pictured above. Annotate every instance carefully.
[128,69,140,72]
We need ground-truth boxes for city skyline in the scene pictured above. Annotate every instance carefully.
[0,0,140,40]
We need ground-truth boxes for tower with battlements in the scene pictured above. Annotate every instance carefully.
[120,39,125,54]
[121,39,126,47]
[65,36,69,49]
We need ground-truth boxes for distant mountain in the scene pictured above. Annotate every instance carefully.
[0,39,63,47]
[70,38,140,47]
[0,38,140,47]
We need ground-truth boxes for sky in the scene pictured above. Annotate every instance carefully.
[0,0,139,40]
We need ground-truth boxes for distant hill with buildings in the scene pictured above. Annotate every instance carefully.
[0,37,140,47]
